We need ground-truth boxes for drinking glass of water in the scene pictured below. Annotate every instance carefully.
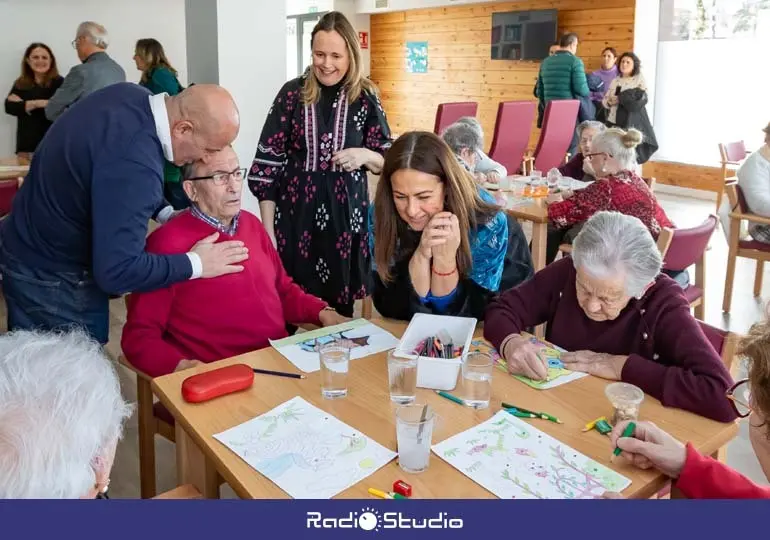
[546,168,562,191]
[387,349,418,404]
[530,170,543,186]
[319,343,350,399]
[396,404,436,474]
[461,352,494,409]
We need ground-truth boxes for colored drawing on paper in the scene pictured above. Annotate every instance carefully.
[214,396,396,499]
[270,319,400,373]
[470,338,588,390]
[432,412,631,499]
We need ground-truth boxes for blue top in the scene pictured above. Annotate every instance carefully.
[1,82,192,295]
[368,187,508,292]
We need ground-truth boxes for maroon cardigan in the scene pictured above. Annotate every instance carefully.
[484,258,737,422]
[558,153,585,179]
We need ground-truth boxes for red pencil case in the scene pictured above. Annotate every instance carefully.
[181,364,254,403]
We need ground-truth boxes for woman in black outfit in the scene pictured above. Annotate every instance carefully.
[5,43,63,158]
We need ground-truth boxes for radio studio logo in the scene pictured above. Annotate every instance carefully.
[306,507,464,531]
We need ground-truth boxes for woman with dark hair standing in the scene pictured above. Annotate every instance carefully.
[249,11,392,317]
[590,47,619,119]
[133,38,187,209]
[602,52,658,163]
[4,43,63,158]
[369,131,532,320]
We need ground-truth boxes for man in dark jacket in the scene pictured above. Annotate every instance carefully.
[536,33,588,153]
[0,83,247,343]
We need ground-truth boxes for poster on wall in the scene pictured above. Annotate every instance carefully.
[405,41,428,73]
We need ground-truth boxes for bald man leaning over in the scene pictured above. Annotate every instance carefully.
[0,82,246,344]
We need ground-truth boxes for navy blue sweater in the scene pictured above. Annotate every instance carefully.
[1,82,192,295]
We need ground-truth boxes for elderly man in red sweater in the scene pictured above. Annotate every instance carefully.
[121,147,347,376]
[484,211,736,423]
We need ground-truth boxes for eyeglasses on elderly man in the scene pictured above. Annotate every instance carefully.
[121,146,349,379]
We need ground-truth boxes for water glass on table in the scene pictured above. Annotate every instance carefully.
[530,170,544,186]
[546,168,562,192]
[387,349,418,404]
[461,352,494,409]
[319,343,350,399]
[396,404,436,474]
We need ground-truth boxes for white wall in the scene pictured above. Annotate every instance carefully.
[0,0,187,156]
[633,0,660,122]
[215,0,287,217]
[288,0,334,16]
[356,0,495,13]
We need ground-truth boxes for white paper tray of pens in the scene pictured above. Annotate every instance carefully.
[393,313,477,391]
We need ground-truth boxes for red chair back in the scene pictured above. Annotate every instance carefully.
[488,101,536,175]
[722,141,748,163]
[434,102,478,135]
[0,179,19,216]
[661,215,718,272]
[531,100,579,172]
[697,320,726,357]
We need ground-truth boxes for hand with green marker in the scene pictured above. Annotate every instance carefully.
[609,420,687,479]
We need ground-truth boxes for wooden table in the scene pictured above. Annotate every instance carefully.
[0,156,29,183]
[152,319,738,500]
[498,177,549,273]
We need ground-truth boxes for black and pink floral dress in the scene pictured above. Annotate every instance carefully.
[248,76,392,315]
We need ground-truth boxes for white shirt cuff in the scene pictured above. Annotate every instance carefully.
[156,205,174,224]
[187,252,203,279]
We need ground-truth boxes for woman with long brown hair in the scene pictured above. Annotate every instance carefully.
[5,43,63,157]
[369,131,533,320]
[248,11,391,317]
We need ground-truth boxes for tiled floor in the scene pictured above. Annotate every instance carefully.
[27,189,769,499]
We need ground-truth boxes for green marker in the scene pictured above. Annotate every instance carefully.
[435,390,465,406]
[612,421,636,461]
[388,492,408,500]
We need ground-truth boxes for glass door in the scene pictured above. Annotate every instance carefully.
[286,13,325,79]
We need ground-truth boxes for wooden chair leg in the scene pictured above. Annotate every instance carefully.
[715,187,724,213]
[137,377,157,499]
[722,223,740,312]
[712,447,727,463]
[754,260,765,297]
[694,300,705,321]
[361,296,372,320]
[694,254,706,320]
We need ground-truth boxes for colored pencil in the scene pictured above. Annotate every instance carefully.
[252,368,306,380]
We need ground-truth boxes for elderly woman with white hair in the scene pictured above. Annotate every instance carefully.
[485,211,736,422]
[558,120,606,182]
[0,330,132,498]
[544,127,673,264]
[442,117,507,184]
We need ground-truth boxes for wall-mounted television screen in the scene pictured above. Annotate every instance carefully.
[491,9,558,61]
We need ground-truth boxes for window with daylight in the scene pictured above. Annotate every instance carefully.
[653,0,770,165]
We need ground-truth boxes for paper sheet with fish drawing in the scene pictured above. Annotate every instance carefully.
[432,411,631,499]
[213,396,397,499]
[471,334,588,390]
[269,318,400,373]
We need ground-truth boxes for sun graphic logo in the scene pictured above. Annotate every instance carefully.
[357,507,382,532]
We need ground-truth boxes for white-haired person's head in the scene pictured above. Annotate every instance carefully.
[586,127,642,178]
[571,211,661,322]
[441,117,484,172]
[0,330,132,498]
[73,21,109,62]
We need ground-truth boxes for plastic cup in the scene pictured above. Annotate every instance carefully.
[396,404,436,474]
[605,382,644,424]
[319,344,350,399]
[387,349,417,404]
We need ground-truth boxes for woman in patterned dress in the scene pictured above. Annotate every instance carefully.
[248,11,391,316]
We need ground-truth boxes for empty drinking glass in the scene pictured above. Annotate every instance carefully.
[387,349,418,404]
[530,170,543,186]
[396,404,436,474]
[462,352,494,409]
[319,343,350,399]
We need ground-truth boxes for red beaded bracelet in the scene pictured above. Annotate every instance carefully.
[432,265,458,277]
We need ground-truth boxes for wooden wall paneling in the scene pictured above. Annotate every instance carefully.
[370,0,636,152]
[641,161,731,194]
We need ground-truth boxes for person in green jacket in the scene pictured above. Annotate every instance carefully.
[133,38,188,210]
[535,33,589,154]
